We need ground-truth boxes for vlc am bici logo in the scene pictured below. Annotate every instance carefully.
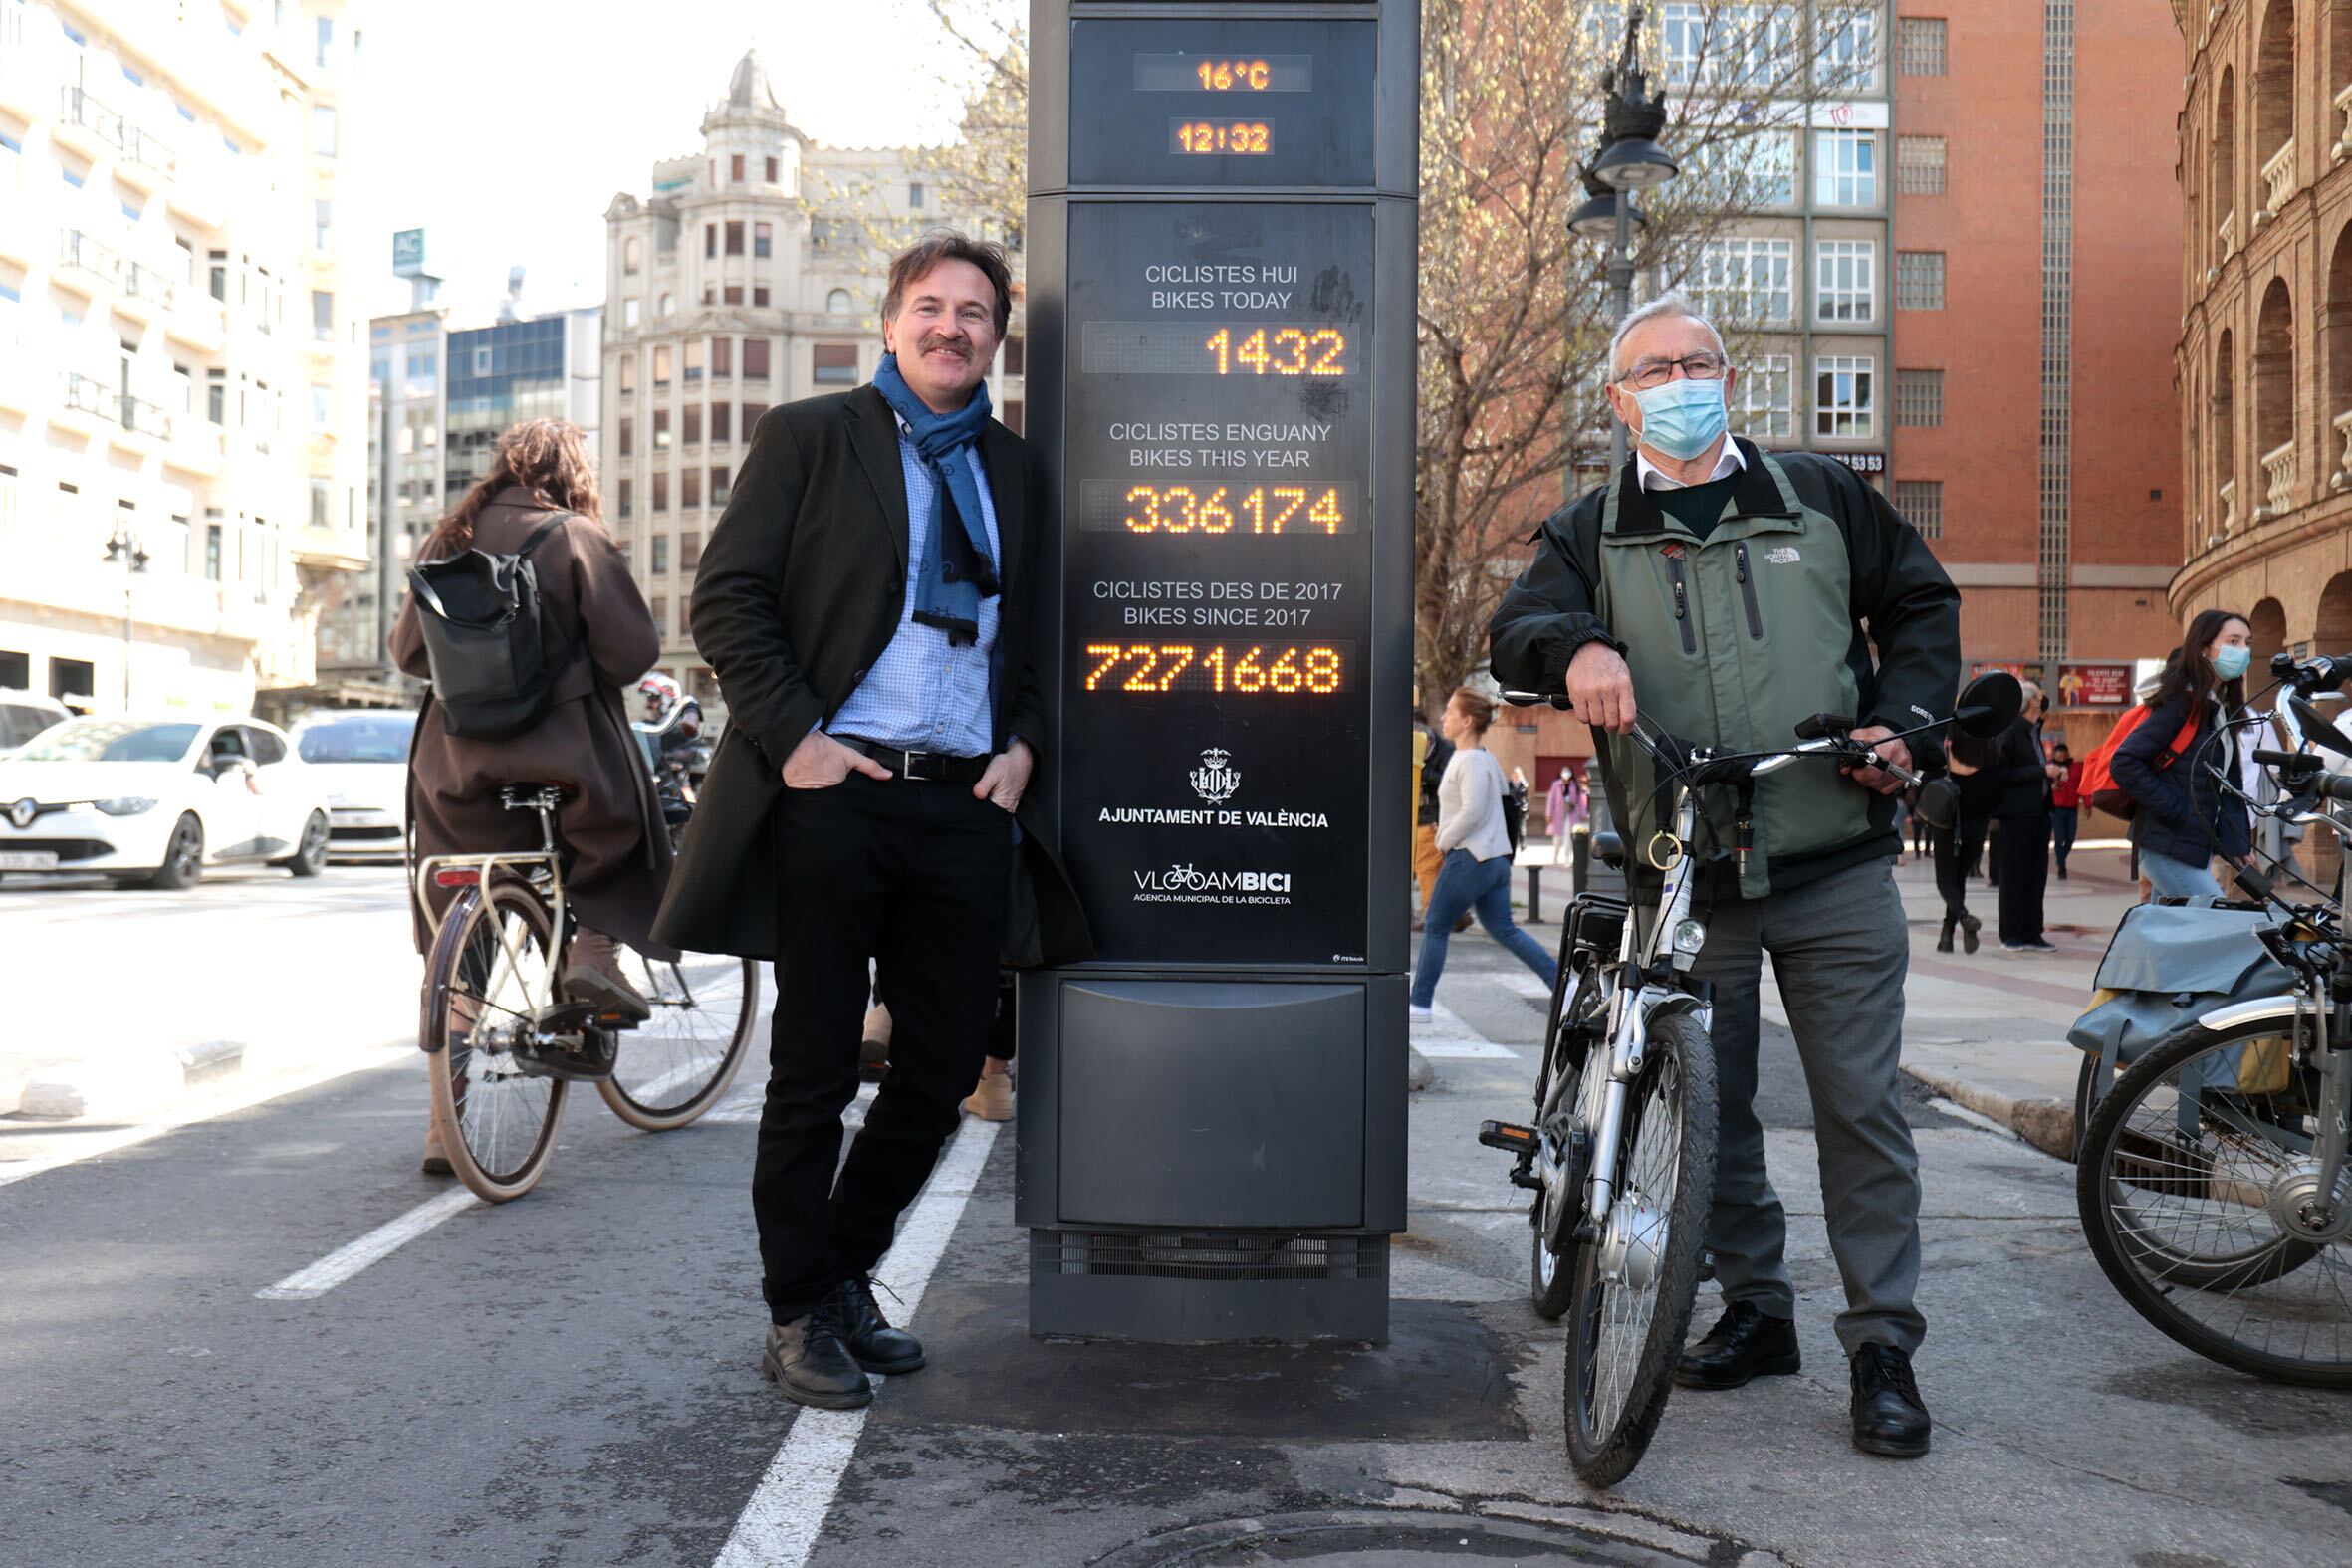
[1131,862,1295,906]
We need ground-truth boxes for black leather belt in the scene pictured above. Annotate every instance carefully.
[837,736,990,784]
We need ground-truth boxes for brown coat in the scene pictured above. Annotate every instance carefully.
[391,491,675,956]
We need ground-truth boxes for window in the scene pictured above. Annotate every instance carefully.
[310,383,331,432]
[743,400,768,432]
[207,367,225,424]
[684,339,704,383]
[1734,353,1793,439]
[909,180,926,209]
[652,595,667,635]
[618,416,633,457]
[709,462,731,503]
[1693,237,1793,325]
[314,198,332,249]
[652,344,671,387]
[1896,251,1946,310]
[1813,130,1877,206]
[309,477,330,526]
[311,104,337,157]
[472,345,491,375]
[624,236,642,275]
[682,529,703,569]
[1895,369,1945,427]
[1661,2,1799,89]
[813,344,858,385]
[711,402,732,444]
[682,468,701,509]
[704,224,717,260]
[744,338,771,379]
[618,355,635,394]
[683,404,702,445]
[652,471,669,512]
[712,336,732,378]
[1814,239,1876,323]
[826,288,854,314]
[205,521,221,579]
[653,408,670,449]
[754,222,772,259]
[1003,336,1025,375]
[1816,4,1881,93]
[652,534,669,572]
[752,285,769,307]
[726,221,745,257]
[617,478,633,519]
[724,284,745,306]
[1893,479,1944,537]
[1896,135,1946,195]
[1898,17,1947,76]
[1814,355,1875,438]
[658,292,673,319]
[730,153,745,183]
[765,155,780,183]
[622,298,639,329]
[312,290,333,341]
[208,249,227,301]
[315,15,332,66]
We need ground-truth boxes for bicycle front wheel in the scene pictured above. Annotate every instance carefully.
[597,947,760,1131]
[2076,1023,2347,1387]
[423,880,569,1203]
[1564,1010,1718,1487]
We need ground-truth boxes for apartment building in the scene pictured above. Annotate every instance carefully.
[602,50,1025,713]
[0,0,367,714]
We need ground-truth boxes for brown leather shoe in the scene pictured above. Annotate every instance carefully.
[963,1069,1013,1122]
[565,927,650,1021]
[420,1125,454,1177]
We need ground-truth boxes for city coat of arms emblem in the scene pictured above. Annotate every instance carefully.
[1189,748,1241,805]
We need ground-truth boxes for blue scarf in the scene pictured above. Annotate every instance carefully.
[872,353,999,646]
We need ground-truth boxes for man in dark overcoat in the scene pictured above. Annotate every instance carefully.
[654,232,1087,1409]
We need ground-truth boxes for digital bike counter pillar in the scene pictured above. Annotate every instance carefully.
[1018,0,1418,1341]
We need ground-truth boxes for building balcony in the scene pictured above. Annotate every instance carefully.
[167,425,226,480]
[57,229,122,293]
[53,85,128,162]
[293,533,371,574]
[2333,409,2352,492]
[2258,439,2295,521]
[117,260,178,320]
[116,392,174,444]
[2336,83,2352,163]
[55,370,116,434]
[2257,139,2297,224]
[162,302,228,356]
[2214,211,2237,275]
[2219,477,2237,537]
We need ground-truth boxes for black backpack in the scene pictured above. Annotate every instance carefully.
[405,514,577,739]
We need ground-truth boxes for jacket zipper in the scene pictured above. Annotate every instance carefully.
[1667,556,1697,654]
[1734,543,1764,641]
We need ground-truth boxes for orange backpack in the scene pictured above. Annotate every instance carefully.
[2078,703,2199,818]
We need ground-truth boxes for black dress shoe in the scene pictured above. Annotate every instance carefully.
[760,1297,873,1410]
[1676,1301,1800,1390]
[837,1275,926,1374]
[1850,1343,1932,1457]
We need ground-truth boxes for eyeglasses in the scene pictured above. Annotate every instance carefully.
[1617,352,1729,390]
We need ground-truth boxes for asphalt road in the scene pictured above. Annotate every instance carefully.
[2,868,2348,1567]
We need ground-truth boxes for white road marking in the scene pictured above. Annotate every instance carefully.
[254,1188,482,1300]
[1410,1001,1522,1057]
[711,1114,1001,1568]
[703,1081,873,1127]
[1493,972,1553,1001]
[1414,1039,1519,1059]
[0,1045,412,1192]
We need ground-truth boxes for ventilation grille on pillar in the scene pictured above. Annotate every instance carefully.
[1034,1232,1387,1282]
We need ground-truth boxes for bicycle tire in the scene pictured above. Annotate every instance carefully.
[423,880,569,1203]
[2076,1024,2345,1387]
[1564,1009,1717,1487]
[597,951,761,1131]
[1530,945,1603,1322]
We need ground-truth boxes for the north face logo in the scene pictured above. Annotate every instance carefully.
[1765,546,1801,564]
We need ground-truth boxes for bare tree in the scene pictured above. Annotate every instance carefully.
[1414,0,1861,709]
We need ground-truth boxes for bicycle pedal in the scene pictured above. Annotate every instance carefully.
[1479,1120,1537,1153]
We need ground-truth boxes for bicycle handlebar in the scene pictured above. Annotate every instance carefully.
[2255,748,2352,805]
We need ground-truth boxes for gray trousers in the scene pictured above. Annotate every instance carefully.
[1689,858,1926,1355]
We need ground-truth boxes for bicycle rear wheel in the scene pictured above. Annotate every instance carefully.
[597,947,760,1131]
[423,880,569,1203]
[2076,1024,2347,1387]
[1564,1010,1717,1487]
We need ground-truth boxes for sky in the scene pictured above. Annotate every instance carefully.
[345,0,1006,322]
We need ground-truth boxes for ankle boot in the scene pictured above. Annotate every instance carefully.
[1960,913,1983,955]
[1936,915,1956,954]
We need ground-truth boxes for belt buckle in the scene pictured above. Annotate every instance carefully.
[901,749,941,782]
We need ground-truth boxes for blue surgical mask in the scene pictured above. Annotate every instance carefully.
[2213,645,2251,681]
[1630,376,1730,462]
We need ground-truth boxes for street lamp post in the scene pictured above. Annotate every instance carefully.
[102,523,150,710]
[1579,4,1678,474]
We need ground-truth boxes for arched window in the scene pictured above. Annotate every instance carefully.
[2329,226,2352,481]
[659,292,674,319]
[623,236,642,276]
[2254,279,2296,518]
[2214,328,2237,534]
[2215,67,2238,261]
[826,288,853,315]
[2254,0,2296,218]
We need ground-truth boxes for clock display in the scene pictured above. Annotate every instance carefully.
[1173,119,1273,156]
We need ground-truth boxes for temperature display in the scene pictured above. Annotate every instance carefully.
[1082,641,1352,696]
[1133,53,1313,93]
[1173,119,1273,156]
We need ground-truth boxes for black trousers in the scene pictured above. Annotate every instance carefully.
[754,773,1010,1324]
[1994,809,2050,946]
[1932,816,1989,923]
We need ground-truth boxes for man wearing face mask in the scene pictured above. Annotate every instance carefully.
[1491,293,1962,1460]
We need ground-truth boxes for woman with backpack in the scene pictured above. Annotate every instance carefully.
[392,419,674,1172]
[2110,609,2255,901]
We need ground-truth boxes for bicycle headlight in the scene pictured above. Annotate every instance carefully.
[93,796,158,816]
[1672,918,1708,958]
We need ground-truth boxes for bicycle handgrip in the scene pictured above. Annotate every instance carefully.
[2254,749,2310,769]
[1793,712,1856,742]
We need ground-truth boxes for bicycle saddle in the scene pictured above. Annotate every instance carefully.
[498,783,575,809]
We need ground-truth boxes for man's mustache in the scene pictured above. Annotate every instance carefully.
[917,335,973,361]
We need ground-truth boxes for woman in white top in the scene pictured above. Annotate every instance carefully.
[1408,688,1559,1021]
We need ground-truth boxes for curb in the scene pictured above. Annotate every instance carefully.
[12,1038,246,1121]
[1902,1063,2076,1162]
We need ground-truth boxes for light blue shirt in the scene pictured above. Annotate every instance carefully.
[825,415,1002,757]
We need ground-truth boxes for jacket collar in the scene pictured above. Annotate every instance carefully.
[1604,437,1792,538]
[845,380,1024,591]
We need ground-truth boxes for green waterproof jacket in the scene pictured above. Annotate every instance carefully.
[1489,440,1962,899]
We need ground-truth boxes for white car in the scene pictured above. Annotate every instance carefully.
[0,690,70,755]
[291,709,416,861]
[0,716,333,887]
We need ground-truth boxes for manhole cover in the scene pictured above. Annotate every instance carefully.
[1093,1510,1709,1568]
